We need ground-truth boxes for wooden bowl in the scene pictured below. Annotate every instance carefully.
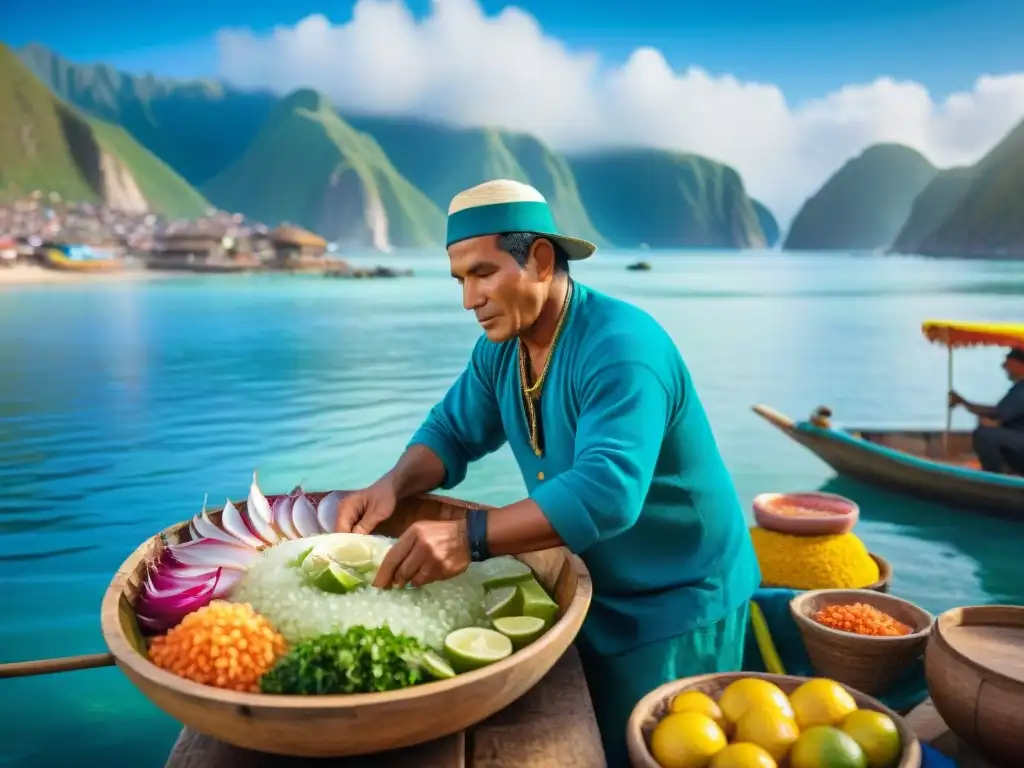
[762,552,893,593]
[627,671,922,768]
[753,491,860,536]
[790,589,933,696]
[925,604,1024,765]
[99,491,593,758]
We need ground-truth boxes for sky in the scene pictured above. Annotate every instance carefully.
[6,0,1024,221]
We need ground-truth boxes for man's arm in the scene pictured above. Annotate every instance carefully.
[487,362,670,555]
[995,382,1024,427]
[386,337,507,499]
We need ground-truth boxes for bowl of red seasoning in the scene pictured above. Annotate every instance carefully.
[753,491,859,536]
[790,589,934,696]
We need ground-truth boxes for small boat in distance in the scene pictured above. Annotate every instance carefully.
[752,320,1024,517]
[626,260,652,271]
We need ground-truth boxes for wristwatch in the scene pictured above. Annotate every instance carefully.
[465,508,491,562]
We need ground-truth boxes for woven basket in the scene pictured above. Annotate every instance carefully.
[627,671,921,768]
[790,589,933,696]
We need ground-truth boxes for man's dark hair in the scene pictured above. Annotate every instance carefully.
[497,232,570,274]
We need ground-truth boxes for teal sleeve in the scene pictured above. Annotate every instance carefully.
[408,337,507,489]
[529,362,670,552]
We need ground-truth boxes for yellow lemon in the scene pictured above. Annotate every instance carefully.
[718,678,794,727]
[790,726,867,768]
[840,710,902,768]
[650,712,728,768]
[734,707,800,762]
[709,743,777,768]
[789,678,858,730]
[670,691,728,732]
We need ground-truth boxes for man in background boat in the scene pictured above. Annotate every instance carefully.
[336,179,760,765]
[949,347,1024,475]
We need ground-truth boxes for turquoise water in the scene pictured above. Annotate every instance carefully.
[1,251,1023,767]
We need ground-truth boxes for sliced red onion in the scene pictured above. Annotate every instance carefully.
[220,498,265,548]
[211,568,244,597]
[137,614,168,634]
[272,494,299,540]
[246,471,279,544]
[143,571,219,602]
[136,575,217,621]
[291,492,320,538]
[165,539,259,570]
[148,565,219,591]
[187,520,200,540]
[316,490,344,533]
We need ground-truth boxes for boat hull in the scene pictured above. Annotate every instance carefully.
[752,405,1024,517]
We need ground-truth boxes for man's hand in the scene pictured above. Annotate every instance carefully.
[979,415,1000,427]
[373,520,470,589]
[948,390,966,408]
[335,481,398,534]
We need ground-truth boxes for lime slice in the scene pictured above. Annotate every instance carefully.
[443,627,513,673]
[420,650,457,680]
[309,561,365,594]
[480,559,534,590]
[484,585,524,620]
[288,545,315,568]
[520,578,559,627]
[323,538,376,573]
[492,615,547,649]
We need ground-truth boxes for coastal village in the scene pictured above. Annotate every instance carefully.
[0,192,409,279]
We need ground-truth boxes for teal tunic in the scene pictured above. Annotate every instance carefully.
[409,282,760,761]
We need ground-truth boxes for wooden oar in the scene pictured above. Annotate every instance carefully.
[0,652,115,679]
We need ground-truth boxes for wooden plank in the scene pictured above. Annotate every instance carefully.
[905,697,1000,768]
[164,647,605,768]
[471,646,605,767]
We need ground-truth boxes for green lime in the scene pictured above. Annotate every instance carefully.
[519,578,559,626]
[480,559,534,590]
[790,725,867,768]
[288,545,315,568]
[443,627,513,673]
[309,561,365,594]
[323,538,376,572]
[492,615,547,648]
[419,650,457,680]
[484,585,524,620]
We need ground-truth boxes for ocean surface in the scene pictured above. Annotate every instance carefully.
[1,250,1023,767]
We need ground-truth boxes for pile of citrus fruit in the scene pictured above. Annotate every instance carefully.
[648,677,902,768]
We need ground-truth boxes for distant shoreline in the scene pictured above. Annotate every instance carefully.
[0,265,192,287]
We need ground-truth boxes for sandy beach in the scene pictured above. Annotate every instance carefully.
[0,265,190,287]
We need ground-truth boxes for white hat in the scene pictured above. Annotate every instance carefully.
[446,179,597,260]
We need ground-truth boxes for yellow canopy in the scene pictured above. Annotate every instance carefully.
[922,320,1024,351]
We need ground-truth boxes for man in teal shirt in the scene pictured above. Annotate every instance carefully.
[337,179,760,765]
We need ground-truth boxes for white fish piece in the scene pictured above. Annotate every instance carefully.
[316,490,345,533]
[291,492,321,538]
[246,471,280,544]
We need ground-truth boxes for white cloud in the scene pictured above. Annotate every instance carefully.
[217,0,1024,224]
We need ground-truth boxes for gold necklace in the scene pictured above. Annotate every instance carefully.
[519,280,573,457]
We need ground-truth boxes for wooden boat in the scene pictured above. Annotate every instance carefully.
[40,243,123,272]
[752,320,1024,516]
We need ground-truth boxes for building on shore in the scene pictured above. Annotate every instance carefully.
[149,219,267,272]
[267,225,329,271]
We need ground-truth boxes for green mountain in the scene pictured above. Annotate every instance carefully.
[752,200,780,247]
[0,43,207,218]
[914,119,1024,258]
[567,149,767,248]
[346,116,603,244]
[19,43,277,188]
[202,90,444,247]
[783,144,937,251]
[888,166,975,254]
[19,43,774,251]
